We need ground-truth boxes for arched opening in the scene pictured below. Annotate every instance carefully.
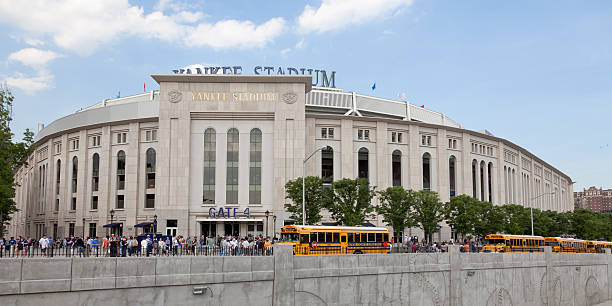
[488,162,493,203]
[72,156,78,193]
[55,160,61,195]
[203,128,216,204]
[226,128,239,204]
[146,148,156,189]
[472,160,477,198]
[92,153,99,192]
[504,166,507,203]
[480,161,485,201]
[449,156,456,197]
[392,150,402,187]
[358,147,369,180]
[422,153,431,190]
[117,150,126,190]
[321,146,333,184]
[249,128,262,204]
[145,148,156,209]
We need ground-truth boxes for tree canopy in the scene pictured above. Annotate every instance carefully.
[376,186,417,236]
[325,178,376,226]
[0,87,35,235]
[284,176,329,225]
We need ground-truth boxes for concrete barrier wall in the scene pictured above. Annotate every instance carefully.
[0,247,610,306]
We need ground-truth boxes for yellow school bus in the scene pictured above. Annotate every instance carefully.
[588,240,612,253]
[482,234,544,253]
[279,225,391,255]
[544,237,588,253]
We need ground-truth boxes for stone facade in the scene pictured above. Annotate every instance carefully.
[8,74,573,240]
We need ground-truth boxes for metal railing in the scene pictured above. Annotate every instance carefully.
[0,244,274,258]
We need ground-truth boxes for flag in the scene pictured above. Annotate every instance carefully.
[116,91,120,98]
[372,82,376,90]
[420,105,424,108]
[397,93,406,100]
[144,82,146,92]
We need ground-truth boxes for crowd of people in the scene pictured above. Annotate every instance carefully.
[0,234,276,258]
[395,235,481,253]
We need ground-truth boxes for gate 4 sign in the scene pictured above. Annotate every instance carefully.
[208,207,250,218]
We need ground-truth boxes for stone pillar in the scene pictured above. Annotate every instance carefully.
[273,244,294,305]
[544,246,553,305]
[607,248,611,301]
[448,245,462,306]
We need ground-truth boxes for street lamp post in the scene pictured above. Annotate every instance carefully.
[530,191,556,236]
[109,209,115,236]
[273,215,277,239]
[302,146,327,225]
[153,214,158,234]
[265,210,270,237]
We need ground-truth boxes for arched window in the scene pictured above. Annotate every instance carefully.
[423,153,431,190]
[321,146,333,184]
[358,148,369,180]
[55,160,61,195]
[449,156,456,197]
[249,128,262,204]
[145,148,156,209]
[392,150,401,186]
[203,128,216,204]
[480,161,485,201]
[488,162,493,203]
[472,160,477,198]
[117,150,126,190]
[146,148,156,189]
[72,156,78,193]
[512,168,516,203]
[504,166,507,203]
[92,153,99,192]
[226,128,239,204]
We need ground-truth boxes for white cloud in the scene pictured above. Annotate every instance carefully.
[185,18,285,49]
[295,38,305,49]
[280,48,291,56]
[8,48,61,69]
[24,38,45,47]
[0,0,286,55]
[4,70,54,94]
[297,0,413,34]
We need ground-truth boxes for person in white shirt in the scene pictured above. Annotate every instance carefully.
[39,235,49,257]
[140,238,148,257]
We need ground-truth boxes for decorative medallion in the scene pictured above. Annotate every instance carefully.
[168,89,183,103]
[282,92,297,104]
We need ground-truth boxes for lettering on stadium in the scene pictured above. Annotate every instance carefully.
[173,65,336,88]
[191,92,276,102]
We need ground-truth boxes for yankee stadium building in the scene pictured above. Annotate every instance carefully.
[7,68,573,241]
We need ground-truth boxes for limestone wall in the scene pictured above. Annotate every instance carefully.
[0,246,610,306]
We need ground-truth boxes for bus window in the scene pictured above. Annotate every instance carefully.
[341,235,346,243]
[333,232,340,243]
[376,233,382,242]
[300,234,309,244]
[368,233,375,242]
[318,232,325,242]
[354,233,360,242]
[361,233,367,242]
[384,233,389,242]
[348,233,354,242]
[326,232,332,243]
[311,232,317,242]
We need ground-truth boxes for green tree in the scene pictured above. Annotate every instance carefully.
[501,204,531,234]
[443,195,480,239]
[570,209,602,240]
[326,178,376,226]
[284,176,329,225]
[376,186,417,240]
[412,190,445,243]
[472,201,505,238]
[0,87,35,235]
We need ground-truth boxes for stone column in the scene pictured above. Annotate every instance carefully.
[544,246,553,305]
[273,244,295,305]
[448,245,462,306]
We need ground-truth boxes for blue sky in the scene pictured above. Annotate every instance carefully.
[0,0,610,191]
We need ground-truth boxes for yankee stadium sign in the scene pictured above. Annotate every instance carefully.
[173,65,336,88]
